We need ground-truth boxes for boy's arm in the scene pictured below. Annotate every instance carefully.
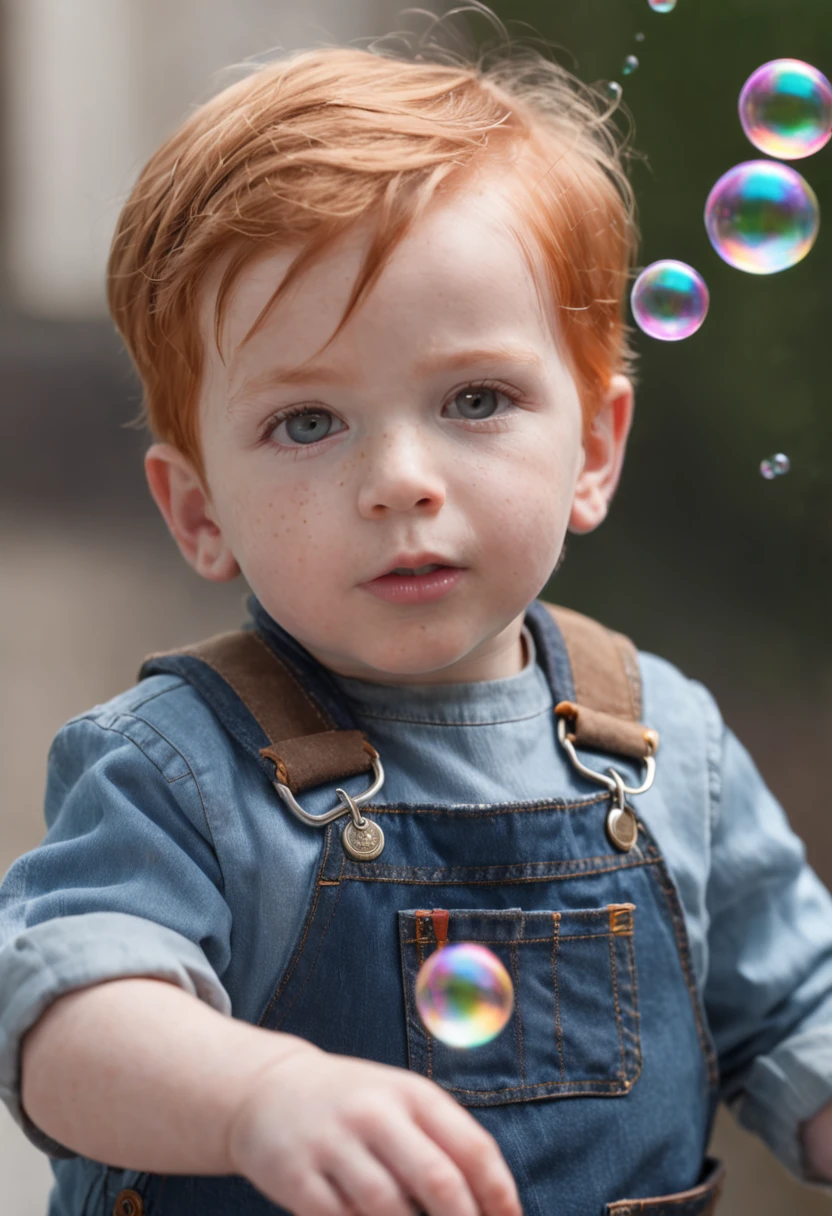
[695,684,832,1191]
[20,975,311,1171]
[0,712,234,1156]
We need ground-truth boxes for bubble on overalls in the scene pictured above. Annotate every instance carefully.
[415,942,515,1048]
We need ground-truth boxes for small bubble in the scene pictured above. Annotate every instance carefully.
[605,81,623,104]
[635,32,646,42]
[623,55,639,76]
[760,452,790,479]
[631,260,710,341]
[649,0,677,10]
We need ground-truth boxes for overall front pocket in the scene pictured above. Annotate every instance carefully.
[398,904,641,1106]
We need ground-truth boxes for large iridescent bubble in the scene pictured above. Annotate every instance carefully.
[704,161,819,274]
[739,59,832,160]
[415,943,514,1049]
[631,260,710,341]
[648,0,677,10]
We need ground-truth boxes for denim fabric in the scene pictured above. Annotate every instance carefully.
[0,595,830,1215]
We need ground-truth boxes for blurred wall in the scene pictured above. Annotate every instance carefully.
[3,0,398,316]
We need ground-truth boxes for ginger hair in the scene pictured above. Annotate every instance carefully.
[107,19,638,487]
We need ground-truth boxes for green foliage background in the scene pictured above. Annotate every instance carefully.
[479,0,831,699]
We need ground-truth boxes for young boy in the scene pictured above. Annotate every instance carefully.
[2,27,832,1216]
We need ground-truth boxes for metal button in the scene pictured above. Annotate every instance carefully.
[113,1190,143,1216]
[606,804,638,852]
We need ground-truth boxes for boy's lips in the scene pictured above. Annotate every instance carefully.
[365,552,462,581]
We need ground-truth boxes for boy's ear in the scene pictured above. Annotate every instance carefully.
[568,375,634,535]
[144,443,241,582]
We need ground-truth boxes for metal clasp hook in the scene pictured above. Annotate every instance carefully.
[556,716,656,797]
[272,754,386,826]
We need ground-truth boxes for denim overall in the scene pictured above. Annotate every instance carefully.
[105,600,723,1216]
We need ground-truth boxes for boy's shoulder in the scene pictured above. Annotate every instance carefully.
[54,672,236,771]
[635,647,724,781]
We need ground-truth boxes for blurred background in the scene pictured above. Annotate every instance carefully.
[1,0,830,1212]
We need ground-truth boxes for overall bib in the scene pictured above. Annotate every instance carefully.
[101,600,724,1216]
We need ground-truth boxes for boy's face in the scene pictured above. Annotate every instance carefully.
[146,177,633,684]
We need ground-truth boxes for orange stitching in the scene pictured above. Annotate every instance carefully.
[349,794,609,817]
[276,852,346,1030]
[510,936,525,1082]
[609,905,635,935]
[609,931,628,1081]
[257,826,333,1024]
[609,1175,722,1211]
[402,932,628,945]
[349,850,634,873]
[343,858,659,886]
[552,913,564,1081]
[623,934,643,1074]
[444,1076,638,1096]
[414,920,433,1080]
[649,862,719,1089]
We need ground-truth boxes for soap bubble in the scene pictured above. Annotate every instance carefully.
[704,161,819,274]
[760,453,791,479]
[635,32,646,41]
[631,260,710,341]
[648,0,677,11]
[623,55,639,76]
[740,59,832,160]
[415,942,514,1049]
[605,81,623,105]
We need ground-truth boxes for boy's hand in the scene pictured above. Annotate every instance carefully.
[803,1098,832,1182]
[227,1040,523,1216]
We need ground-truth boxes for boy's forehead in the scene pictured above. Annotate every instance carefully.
[200,182,559,392]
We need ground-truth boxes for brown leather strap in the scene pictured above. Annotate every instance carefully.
[142,630,376,794]
[540,602,659,761]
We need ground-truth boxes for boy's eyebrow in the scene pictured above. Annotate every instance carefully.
[226,344,545,414]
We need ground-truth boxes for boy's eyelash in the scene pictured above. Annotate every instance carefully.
[257,379,522,447]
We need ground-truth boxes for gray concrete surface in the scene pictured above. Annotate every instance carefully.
[1,512,829,1213]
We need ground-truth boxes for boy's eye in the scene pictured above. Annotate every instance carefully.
[446,386,505,420]
[265,383,515,448]
[276,408,342,446]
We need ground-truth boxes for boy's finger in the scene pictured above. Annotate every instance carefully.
[278,1167,354,1216]
[320,1137,418,1216]
[411,1098,522,1216]
[364,1113,481,1216]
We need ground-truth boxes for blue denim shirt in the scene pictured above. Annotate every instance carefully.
[1,601,831,1203]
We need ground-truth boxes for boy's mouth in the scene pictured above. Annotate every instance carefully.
[389,564,443,576]
[368,551,460,580]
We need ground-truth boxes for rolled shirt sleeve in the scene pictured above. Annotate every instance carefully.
[701,698,832,1190]
[0,710,233,1157]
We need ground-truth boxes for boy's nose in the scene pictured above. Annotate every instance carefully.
[355,427,446,517]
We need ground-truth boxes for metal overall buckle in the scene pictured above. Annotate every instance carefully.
[273,755,387,861]
[556,716,657,852]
